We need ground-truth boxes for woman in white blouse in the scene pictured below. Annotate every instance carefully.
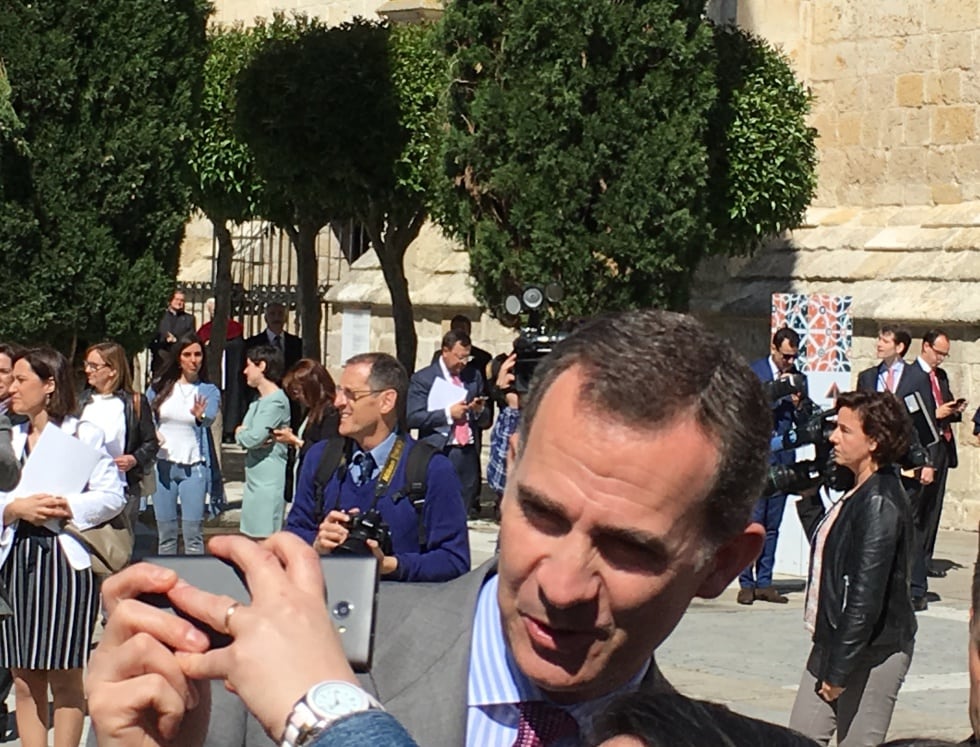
[147,334,221,555]
[0,347,124,747]
[78,341,159,528]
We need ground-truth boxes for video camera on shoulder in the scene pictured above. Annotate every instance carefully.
[501,282,568,394]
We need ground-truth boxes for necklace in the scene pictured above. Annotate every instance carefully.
[176,381,197,399]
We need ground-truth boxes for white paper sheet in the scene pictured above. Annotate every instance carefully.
[427,376,467,412]
[15,424,102,499]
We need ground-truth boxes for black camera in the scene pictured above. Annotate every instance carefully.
[334,509,393,557]
[502,283,567,394]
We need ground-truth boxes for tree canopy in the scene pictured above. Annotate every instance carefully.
[437,0,816,326]
[0,0,209,355]
[235,16,446,370]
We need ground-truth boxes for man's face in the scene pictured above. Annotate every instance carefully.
[169,292,185,312]
[496,368,747,703]
[334,363,384,443]
[875,332,900,361]
[0,354,13,399]
[441,342,471,377]
[922,335,951,369]
[770,339,799,374]
[265,304,286,332]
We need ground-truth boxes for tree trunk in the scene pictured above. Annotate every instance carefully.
[207,219,234,386]
[285,220,323,362]
[367,207,427,374]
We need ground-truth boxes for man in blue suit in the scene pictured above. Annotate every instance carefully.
[407,330,492,517]
[738,327,804,605]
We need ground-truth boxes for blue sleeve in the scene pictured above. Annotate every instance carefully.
[284,439,328,545]
[391,454,470,582]
[310,710,419,747]
[199,383,221,428]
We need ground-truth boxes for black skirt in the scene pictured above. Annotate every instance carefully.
[0,523,99,670]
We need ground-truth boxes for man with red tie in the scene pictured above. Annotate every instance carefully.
[913,328,968,610]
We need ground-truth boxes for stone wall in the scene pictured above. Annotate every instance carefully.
[211,0,382,25]
[737,0,980,208]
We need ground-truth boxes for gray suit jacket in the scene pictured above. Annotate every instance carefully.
[202,560,669,747]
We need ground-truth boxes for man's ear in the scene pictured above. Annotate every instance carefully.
[695,522,765,599]
[378,389,398,416]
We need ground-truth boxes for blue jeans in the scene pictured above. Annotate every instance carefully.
[154,460,207,554]
[739,492,788,589]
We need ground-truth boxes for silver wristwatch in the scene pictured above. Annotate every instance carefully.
[280,681,384,747]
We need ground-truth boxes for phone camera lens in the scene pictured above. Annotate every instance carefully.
[333,600,352,619]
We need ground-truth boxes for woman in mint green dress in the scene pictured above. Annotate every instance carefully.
[235,344,291,537]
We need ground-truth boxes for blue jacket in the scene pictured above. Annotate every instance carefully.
[750,356,800,468]
[286,436,470,582]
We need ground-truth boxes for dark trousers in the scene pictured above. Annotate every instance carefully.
[445,443,481,510]
[739,492,787,589]
[911,442,950,597]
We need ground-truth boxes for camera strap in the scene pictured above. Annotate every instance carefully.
[329,435,407,515]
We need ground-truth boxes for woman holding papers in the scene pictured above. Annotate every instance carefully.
[148,334,222,555]
[0,347,124,747]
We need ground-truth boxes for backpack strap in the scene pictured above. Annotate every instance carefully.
[393,441,440,549]
[312,437,351,523]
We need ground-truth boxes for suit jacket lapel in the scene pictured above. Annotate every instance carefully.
[363,561,496,745]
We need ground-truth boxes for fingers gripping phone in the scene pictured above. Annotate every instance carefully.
[138,555,379,672]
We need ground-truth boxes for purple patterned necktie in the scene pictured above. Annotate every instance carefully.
[512,702,579,747]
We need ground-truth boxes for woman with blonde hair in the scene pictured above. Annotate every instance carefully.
[78,341,159,527]
[0,347,124,746]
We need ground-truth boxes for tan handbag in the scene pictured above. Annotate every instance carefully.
[63,512,134,576]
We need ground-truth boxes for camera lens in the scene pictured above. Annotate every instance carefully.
[333,600,352,619]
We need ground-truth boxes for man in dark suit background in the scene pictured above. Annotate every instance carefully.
[244,302,302,371]
[855,324,940,607]
[737,327,805,605]
[432,315,494,396]
[912,328,968,609]
[408,329,492,517]
[150,289,196,377]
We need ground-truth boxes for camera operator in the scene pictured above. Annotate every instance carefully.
[284,353,470,583]
[486,353,520,519]
[737,327,806,605]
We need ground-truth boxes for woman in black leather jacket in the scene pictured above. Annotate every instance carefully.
[78,342,159,528]
[789,390,916,746]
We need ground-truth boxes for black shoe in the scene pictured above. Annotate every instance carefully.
[927,568,947,578]
[912,596,928,612]
[468,504,482,520]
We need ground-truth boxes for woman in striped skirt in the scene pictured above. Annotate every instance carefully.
[0,348,125,747]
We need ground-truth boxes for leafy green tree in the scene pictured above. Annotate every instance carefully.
[437,0,815,325]
[0,0,208,356]
[235,16,446,370]
[188,20,285,382]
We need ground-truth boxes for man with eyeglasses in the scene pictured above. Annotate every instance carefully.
[408,329,493,518]
[284,352,469,584]
[737,326,806,605]
[912,328,968,609]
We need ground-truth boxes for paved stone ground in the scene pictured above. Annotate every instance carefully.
[2,445,974,743]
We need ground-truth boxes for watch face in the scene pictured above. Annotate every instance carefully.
[308,682,369,718]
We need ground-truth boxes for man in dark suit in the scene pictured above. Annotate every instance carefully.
[911,328,968,609]
[244,302,302,371]
[855,325,938,608]
[150,289,196,376]
[408,329,492,517]
[430,315,494,396]
[87,309,793,747]
[737,327,804,605]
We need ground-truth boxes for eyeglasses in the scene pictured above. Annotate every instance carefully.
[338,388,385,403]
[930,346,950,359]
[83,361,110,372]
[776,350,799,361]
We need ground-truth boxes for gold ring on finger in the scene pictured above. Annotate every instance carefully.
[223,602,240,634]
